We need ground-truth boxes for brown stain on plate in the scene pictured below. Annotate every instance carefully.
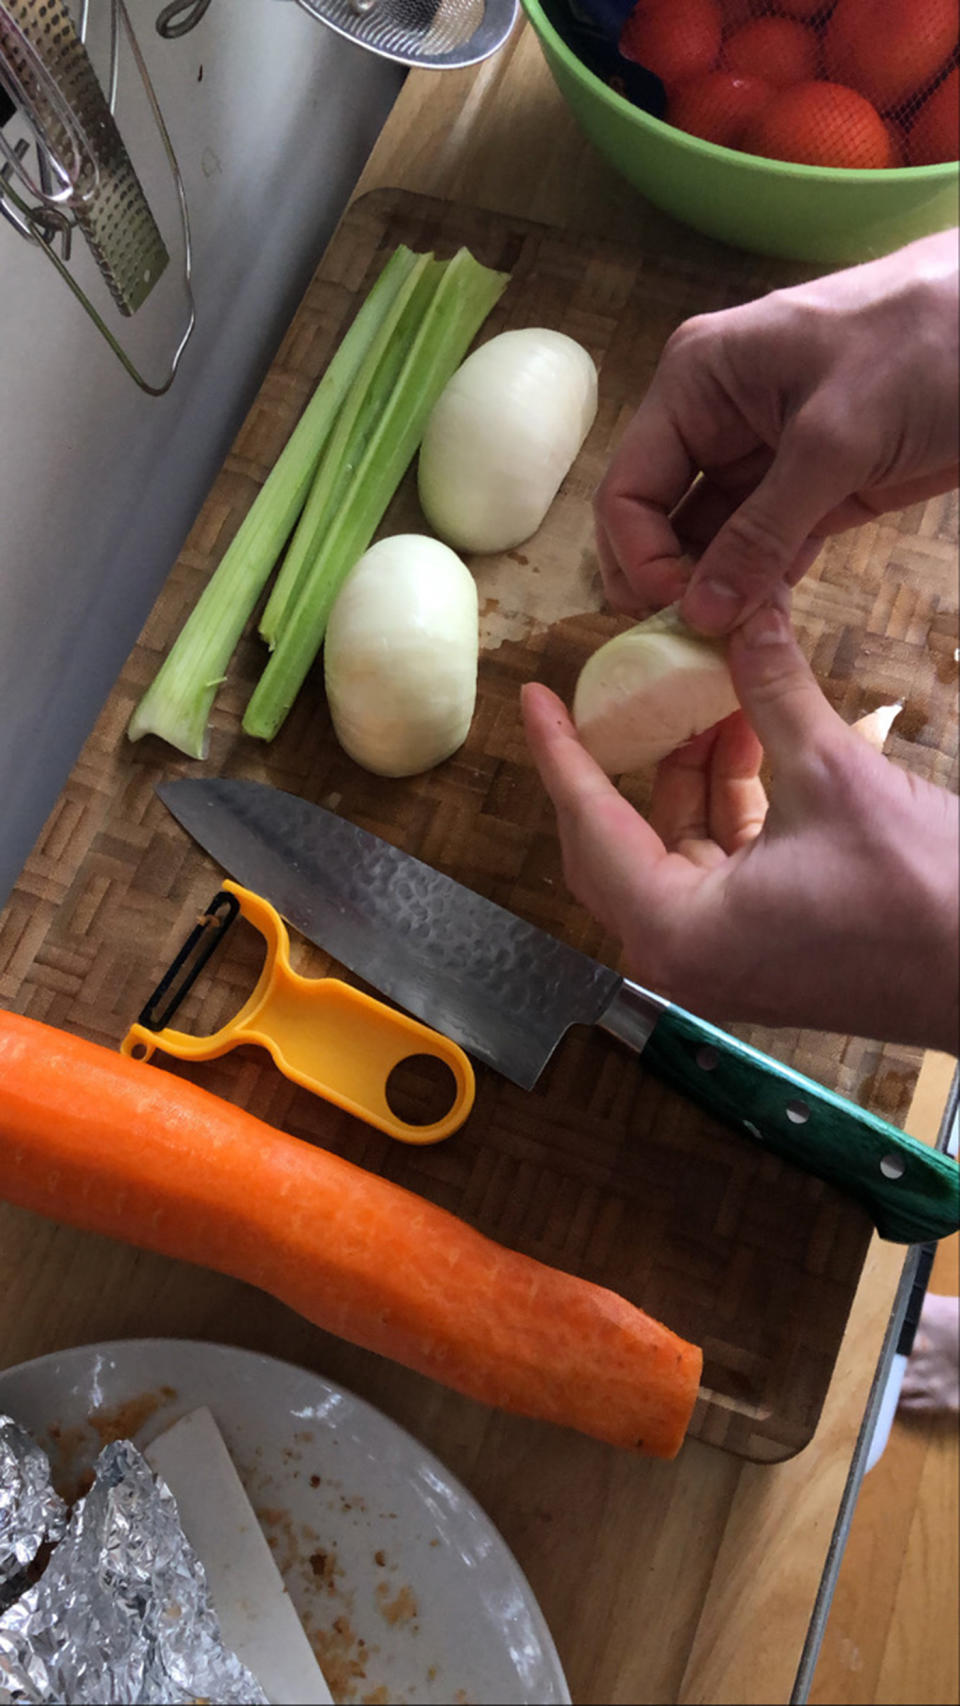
[379,1584,418,1627]
[45,1385,179,1501]
[89,1387,178,1450]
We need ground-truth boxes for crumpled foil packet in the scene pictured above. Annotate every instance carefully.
[0,1420,66,1599]
[0,1431,268,1705]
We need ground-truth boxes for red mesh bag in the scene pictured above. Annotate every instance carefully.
[617,0,960,166]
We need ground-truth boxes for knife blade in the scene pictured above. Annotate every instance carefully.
[157,777,959,1246]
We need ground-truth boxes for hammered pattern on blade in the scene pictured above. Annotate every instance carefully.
[158,780,621,1089]
[331,831,613,1014]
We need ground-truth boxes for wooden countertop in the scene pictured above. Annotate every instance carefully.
[0,21,955,1706]
[353,20,707,253]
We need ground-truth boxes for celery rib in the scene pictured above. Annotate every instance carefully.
[258,251,439,651]
[126,245,420,758]
[242,248,510,742]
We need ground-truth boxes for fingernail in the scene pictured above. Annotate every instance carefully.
[740,605,787,648]
[684,578,745,633]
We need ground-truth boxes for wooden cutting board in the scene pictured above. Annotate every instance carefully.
[2,188,957,1464]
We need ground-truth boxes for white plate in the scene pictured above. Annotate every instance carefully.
[0,1339,570,1706]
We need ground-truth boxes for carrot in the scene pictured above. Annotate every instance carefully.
[0,1011,702,1458]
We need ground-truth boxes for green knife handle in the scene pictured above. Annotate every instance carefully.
[599,985,959,1244]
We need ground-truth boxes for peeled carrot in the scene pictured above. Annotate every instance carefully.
[0,1010,702,1457]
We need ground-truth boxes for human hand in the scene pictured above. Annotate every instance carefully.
[522,603,960,1053]
[596,229,960,635]
[899,1291,960,1416]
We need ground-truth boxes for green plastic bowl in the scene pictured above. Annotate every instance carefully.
[520,0,960,263]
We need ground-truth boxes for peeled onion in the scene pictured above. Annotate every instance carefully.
[573,604,738,775]
[323,534,478,777]
[417,328,598,555]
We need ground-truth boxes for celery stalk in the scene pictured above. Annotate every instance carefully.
[242,247,509,742]
[126,245,420,758]
[258,250,439,650]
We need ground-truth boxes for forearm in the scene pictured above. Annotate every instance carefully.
[907,777,960,1056]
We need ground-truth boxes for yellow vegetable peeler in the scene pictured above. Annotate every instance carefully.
[121,881,475,1145]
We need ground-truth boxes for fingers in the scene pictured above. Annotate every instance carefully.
[595,516,661,615]
[596,362,861,634]
[726,604,848,772]
[898,1294,960,1416]
[680,408,860,633]
[521,682,629,819]
[707,712,768,852]
[649,713,766,861]
[858,464,960,516]
[649,728,725,867]
[592,354,751,614]
[520,682,673,935]
[668,459,771,555]
[595,486,692,616]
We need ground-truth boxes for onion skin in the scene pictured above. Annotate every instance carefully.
[417,328,598,555]
[853,703,902,752]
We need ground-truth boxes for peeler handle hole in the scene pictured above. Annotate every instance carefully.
[386,1054,459,1127]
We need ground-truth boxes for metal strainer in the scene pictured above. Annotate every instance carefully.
[157,0,519,71]
[292,0,518,68]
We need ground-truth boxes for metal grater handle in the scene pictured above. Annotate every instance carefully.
[0,0,169,313]
[0,0,195,393]
[0,5,98,203]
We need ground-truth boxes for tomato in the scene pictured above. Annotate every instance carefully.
[719,0,761,26]
[885,118,909,165]
[722,16,821,85]
[620,0,723,88]
[825,0,959,113]
[773,0,825,15]
[741,80,897,166]
[667,69,775,144]
[908,66,960,161]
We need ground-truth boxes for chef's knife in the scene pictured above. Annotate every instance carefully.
[157,778,959,1245]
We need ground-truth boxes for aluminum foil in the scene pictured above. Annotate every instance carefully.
[0,1419,66,1595]
[0,1435,269,1705]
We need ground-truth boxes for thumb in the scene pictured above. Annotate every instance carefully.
[681,411,858,634]
[727,604,847,769]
